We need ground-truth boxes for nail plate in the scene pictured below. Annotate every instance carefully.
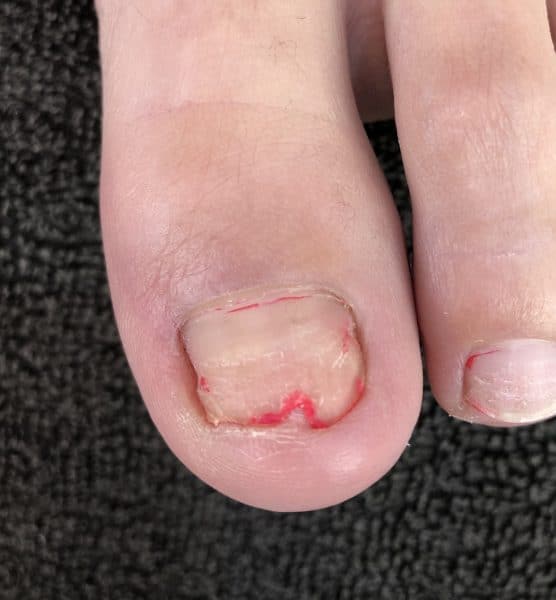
[181,286,365,428]
[463,339,556,424]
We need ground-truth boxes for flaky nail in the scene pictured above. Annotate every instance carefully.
[181,286,365,428]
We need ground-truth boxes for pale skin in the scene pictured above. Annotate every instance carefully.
[96,1,556,511]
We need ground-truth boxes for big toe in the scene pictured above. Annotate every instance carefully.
[97,1,422,510]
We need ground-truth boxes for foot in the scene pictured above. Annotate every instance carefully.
[96,0,556,510]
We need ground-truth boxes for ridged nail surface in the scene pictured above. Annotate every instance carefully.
[463,339,556,424]
[181,286,365,428]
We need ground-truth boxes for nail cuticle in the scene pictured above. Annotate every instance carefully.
[181,284,353,325]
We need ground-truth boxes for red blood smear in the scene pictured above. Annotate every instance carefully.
[265,295,309,305]
[465,349,499,370]
[466,397,496,419]
[249,390,328,429]
[247,375,366,429]
[226,295,309,314]
[198,376,210,393]
[227,302,260,314]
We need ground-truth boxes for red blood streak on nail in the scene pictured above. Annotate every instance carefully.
[198,376,210,393]
[465,349,500,370]
[249,390,328,429]
[355,377,365,397]
[226,295,309,314]
[265,295,309,305]
[227,302,260,314]
[466,397,496,419]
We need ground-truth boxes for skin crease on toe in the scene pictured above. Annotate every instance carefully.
[96,1,422,511]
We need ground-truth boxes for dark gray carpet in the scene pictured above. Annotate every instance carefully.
[2,1,556,598]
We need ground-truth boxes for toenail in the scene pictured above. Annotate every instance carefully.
[463,339,556,424]
[181,286,365,428]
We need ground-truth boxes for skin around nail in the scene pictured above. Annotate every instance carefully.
[181,286,366,429]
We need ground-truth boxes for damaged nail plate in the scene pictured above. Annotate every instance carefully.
[181,285,365,429]
[463,339,556,424]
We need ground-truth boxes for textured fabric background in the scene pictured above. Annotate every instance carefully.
[2,1,556,599]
